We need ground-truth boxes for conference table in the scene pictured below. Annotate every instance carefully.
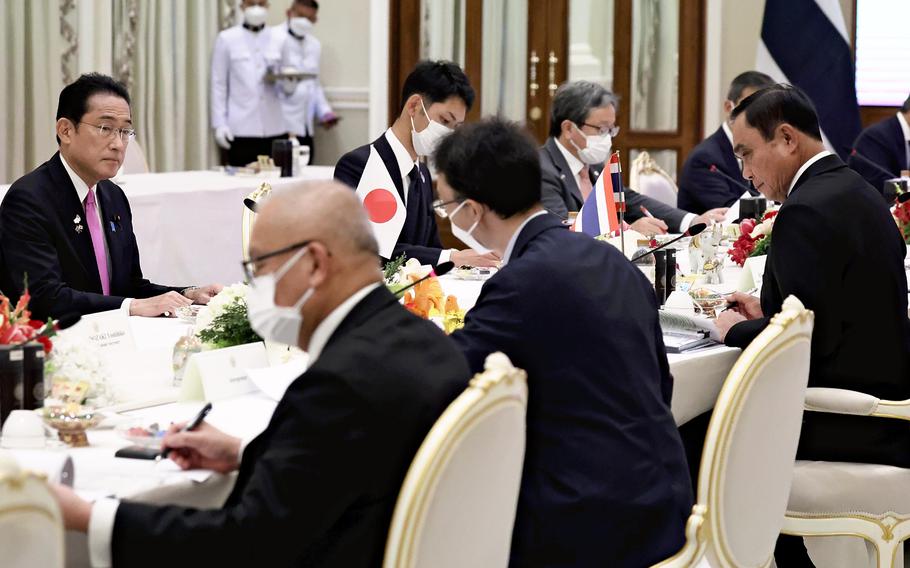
[0,167,336,286]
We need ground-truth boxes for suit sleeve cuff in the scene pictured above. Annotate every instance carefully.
[678,213,697,233]
[438,249,455,264]
[88,498,120,568]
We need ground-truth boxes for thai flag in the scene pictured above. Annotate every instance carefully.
[573,152,623,237]
[757,0,860,159]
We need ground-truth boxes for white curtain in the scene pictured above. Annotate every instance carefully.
[0,1,66,184]
[124,0,225,172]
[481,0,527,121]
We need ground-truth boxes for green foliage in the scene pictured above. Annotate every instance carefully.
[750,234,771,258]
[196,299,261,349]
[383,253,407,283]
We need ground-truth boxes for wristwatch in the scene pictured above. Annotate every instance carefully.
[181,286,199,298]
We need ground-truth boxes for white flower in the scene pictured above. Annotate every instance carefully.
[44,332,111,407]
[195,282,249,332]
[751,217,775,238]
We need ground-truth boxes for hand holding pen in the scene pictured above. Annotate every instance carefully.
[159,403,243,473]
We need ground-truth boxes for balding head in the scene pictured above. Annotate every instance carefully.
[248,180,382,350]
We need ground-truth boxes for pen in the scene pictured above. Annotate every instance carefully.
[722,287,758,312]
[158,402,213,461]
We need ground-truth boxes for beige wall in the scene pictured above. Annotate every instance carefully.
[713,0,854,126]
[266,0,371,166]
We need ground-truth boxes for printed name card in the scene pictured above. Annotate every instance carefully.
[737,255,767,294]
[67,309,136,354]
[179,342,269,402]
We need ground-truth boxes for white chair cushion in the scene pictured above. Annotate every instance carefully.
[637,172,678,208]
[788,460,910,514]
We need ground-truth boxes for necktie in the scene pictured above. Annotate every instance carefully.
[579,166,594,200]
[83,189,110,295]
[407,165,421,206]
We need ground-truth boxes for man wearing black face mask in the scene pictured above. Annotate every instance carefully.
[50,181,470,567]
[334,60,499,267]
[271,0,338,163]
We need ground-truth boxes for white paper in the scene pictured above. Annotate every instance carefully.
[3,450,75,486]
[247,357,308,401]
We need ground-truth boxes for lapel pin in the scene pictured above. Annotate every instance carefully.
[560,174,566,180]
[109,221,117,233]
[73,215,81,224]
[75,224,84,234]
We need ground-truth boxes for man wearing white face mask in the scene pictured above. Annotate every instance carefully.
[540,81,728,236]
[271,0,337,163]
[437,119,692,567]
[210,0,287,166]
[335,60,500,267]
[49,181,470,567]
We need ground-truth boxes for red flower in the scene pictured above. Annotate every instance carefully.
[740,218,756,238]
[36,336,52,354]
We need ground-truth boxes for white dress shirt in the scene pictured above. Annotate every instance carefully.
[271,22,333,137]
[383,129,453,264]
[210,25,286,137]
[502,210,549,265]
[555,138,696,231]
[788,150,834,196]
[87,282,383,568]
[58,154,130,312]
[897,112,910,170]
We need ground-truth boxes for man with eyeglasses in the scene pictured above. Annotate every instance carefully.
[540,81,728,235]
[50,181,469,567]
[0,73,221,319]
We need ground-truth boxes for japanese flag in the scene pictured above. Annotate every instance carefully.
[356,145,406,258]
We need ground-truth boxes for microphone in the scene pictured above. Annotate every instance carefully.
[392,262,455,297]
[630,223,707,263]
[849,149,897,180]
[243,197,259,212]
[709,164,752,192]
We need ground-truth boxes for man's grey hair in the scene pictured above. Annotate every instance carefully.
[549,81,619,137]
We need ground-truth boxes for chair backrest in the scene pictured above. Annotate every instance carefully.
[630,151,678,207]
[697,296,814,567]
[0,452,65,568]
[383,352,528,568]
[120,139,150,174]
[241,182,272,261]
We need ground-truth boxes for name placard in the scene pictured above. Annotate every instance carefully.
[179,342,269,402]
[66,309,136,354]
[738,255,767,294]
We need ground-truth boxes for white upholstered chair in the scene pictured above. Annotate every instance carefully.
[383,352,528,568]
[120,139,150,174]
[782,389,910,567]
[630,151,679,208]
[653,296,814,568]
[241,182,272,261]
[0,452,65,567]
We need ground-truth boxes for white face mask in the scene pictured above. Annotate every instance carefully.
[570,124,613,165]
[243,5,268,28]
[449,201,493,255]
[289,16,313,37]
[410,99,452,157]
[246,247,315,347]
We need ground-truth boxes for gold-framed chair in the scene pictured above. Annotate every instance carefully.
[629,150,679,208]
[0,452,65,567]
[383,352,528,568]
[241,182,272,262]
[653,296,815,567]
[782,389,910,567]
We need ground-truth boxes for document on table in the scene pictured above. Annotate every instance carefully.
[75,456,214,500]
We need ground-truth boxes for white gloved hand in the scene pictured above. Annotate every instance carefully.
[214,126,234,150]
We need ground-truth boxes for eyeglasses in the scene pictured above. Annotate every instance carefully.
[431,198,465,219]
[78,122,136,142]
[581,122,620,137]
[241,239,311,281]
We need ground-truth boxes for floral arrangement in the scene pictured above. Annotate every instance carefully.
[195,283,262,349]
[385,257,465,334]
[727,209,778,267]
[892,184,910,244]
[0,289,58,353]
[44,332,111,409]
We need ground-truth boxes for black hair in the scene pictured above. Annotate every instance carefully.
[433,118,541,218]
[726,71,775,103]
[292,0,319,8]
[400,60,475,112]
[730,84,823,142]
[55,73,130,145]
[548,81,618,138]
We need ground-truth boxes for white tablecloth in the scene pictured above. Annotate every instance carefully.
[0,167,335,287]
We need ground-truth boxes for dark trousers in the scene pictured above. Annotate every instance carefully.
[294,134,314,164]
[225,134,288,167]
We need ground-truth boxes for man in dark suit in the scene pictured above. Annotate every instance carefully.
[677,71,775,213]
[436,118,691,567]
[51,181,470,567]
[0,73,220,320]
[848,93,910,196]
[334,60,498,267]
[715,85,910,566]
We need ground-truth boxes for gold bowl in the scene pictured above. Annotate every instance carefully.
[41,406,103,447]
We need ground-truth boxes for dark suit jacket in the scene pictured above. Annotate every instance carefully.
[0,153,181,320]
[726,155,910,466]
[334,133,444,265]
[848,114,909,196]
[678,126,755,212]
[451,214,691,567]
[539,137,689,231]
[111,286,470,567]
